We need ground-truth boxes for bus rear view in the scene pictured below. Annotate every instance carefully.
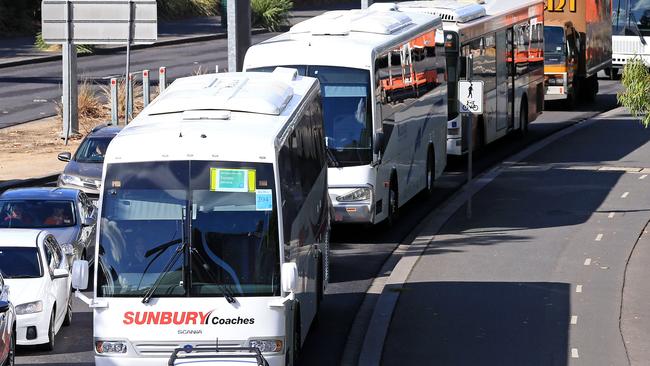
[71,69,330,366]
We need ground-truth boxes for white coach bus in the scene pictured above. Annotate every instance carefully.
[244,5,448,225]
[399,0,545,155]
[71,69,330,366]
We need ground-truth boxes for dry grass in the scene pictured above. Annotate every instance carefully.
[54,78,161,137]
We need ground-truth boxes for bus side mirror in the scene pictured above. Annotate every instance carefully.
[281,262,298,293]
[373,132,385,155]
[72,260,89,290]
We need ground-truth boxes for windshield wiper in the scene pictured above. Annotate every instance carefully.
[141,241,185,304]
[7,275,39,279]
[626,13,647,45]
[325,147,340,167]
[190,247,237,304]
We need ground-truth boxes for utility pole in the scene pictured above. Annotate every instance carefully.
[361,0,373,9]
[61,0,78,144]
[227,0,251,72]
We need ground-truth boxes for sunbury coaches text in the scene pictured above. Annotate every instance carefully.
[122,311,255,326]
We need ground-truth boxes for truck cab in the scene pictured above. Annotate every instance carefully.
[544,24,580,105]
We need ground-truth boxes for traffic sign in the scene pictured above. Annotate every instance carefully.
[458,80,484,115]
[41,0,157,44]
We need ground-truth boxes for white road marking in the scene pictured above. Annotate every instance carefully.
[608,212,615,218]
[621,192,629,198]
[32,99,47,103]
[571,348,579,358]
[595,233,603,241]
[576,285,583,293]
[570,315,578,325]
[640,174,648,180]
[584,258,592,266]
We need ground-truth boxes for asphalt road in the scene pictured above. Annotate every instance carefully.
[0,32,280,129]
[13,77,624,365]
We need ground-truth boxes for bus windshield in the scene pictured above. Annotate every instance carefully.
[613,0,650,36]
[544,26,566,64]
[248,65,373,166]
[97,160,280,298]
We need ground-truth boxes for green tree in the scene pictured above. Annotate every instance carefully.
[618,58,650,127]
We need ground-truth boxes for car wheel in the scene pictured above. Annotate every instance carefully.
[3,324,15,366]
[44,310,55,351]
[63,296,72,326]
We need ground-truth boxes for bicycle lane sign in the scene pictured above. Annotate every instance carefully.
[458,80,484,115]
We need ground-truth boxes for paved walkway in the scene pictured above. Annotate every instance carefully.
[380,107,650,365]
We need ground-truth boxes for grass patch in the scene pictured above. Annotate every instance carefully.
[252,0,294,31]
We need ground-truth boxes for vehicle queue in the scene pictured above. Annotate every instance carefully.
[0,0,616,365]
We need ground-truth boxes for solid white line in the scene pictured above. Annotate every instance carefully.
[608,212,615,218]
[640,174,648,180]
[570,315,578,325]
[595,233,603,241]
[584,258,592,266]
[576,285,583,293]
[571,348,579,358]
[621,192,630,198]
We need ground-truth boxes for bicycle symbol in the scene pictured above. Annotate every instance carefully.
[462,100,479,112]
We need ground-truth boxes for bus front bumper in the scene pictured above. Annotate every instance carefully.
[329,187,374,224]
[96,354,284,366]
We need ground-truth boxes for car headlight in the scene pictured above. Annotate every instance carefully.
[60,174,83,187]
[336,188,372,202]
[249,339,283,353]
[15,300,43,315]
[95,340,128,354]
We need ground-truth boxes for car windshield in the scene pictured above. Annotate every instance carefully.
[544,26,566,63]
[0,247,42,278]
[248,65,373,166]
[0,200,76,228]
[613,0,650,36]
[74,136,113,163]
[97,160,280,298]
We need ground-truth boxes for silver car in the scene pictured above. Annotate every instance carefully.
[0,188,96,263]
[57,124,121,199]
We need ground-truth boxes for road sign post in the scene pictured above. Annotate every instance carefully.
[458,55,483,219]
[142,70,150,107]
[227,0,251,72]
[42,0,157,134]
[110,78,118,124]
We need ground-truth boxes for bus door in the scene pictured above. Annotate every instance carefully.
[496,30,509,131]
[506,28,516,130]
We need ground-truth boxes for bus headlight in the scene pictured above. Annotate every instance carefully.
[15,301,42,315]
[336,188,371,202]
[249,339,283,353]
[95,341,128,354]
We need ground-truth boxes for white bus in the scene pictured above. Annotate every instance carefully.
[399,0,545,155]
[611,0,650,75]
[71,69,330,366]
[244,5,448,225]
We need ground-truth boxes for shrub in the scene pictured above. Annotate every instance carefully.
[0,0,41,35]
[618,58,650,127]
[34,32,95,54]
[158,0,219,20]
[251,0,294,31]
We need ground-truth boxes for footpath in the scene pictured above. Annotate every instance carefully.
[364,106,650,366]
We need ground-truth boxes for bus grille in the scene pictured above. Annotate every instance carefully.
[613,36,650,55]
[132,340,244,356]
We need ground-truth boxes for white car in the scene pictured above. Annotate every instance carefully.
[0,229,73,350]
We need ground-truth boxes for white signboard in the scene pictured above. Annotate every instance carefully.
[42,0,157,44]
[458,80,484,115]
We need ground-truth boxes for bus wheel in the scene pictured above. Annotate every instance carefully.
[519,101,529,136]
[387,178,399,226]
[424,147,435,196]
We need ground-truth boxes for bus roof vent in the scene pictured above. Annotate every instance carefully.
[398,1,486,23]
[290,8,413,36]
[146,75,294,116]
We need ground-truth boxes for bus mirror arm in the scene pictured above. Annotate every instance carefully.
[373,132,385,156]
[268,292,295,308]
[74,290,108,308]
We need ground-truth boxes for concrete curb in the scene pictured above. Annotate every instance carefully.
[356,106,629,366]
[0,29,268,69]
[0,173,60,193]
